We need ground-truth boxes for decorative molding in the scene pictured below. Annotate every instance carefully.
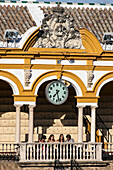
[75,96,99,104]
[76,105,85,108]
[33,6,83,49]
[33,71,86,96]
[91,106,98,109]
[77,103,98,107]
[24,69,32,87]
[14,104,23,109]
[28,105,36,109]
[87,71,94,88]
[0,70,23,95]
[94,74,113,96]
[14,101,36,105]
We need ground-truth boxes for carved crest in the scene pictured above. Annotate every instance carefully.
[24,69,32,87]
[87,71,94,88]
[34,6,83,49]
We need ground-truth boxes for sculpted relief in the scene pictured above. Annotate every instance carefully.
[24,69,31,87]
[87,71,94,88]
[33,6,83,49]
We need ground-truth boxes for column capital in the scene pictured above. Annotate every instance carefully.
[28,105,36,109]
[90,106,98,109]
[76,105,85,109]
[14,104,23,108]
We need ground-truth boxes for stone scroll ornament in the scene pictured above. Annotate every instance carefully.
[24,69,31,87]
[34,6,84,49]
[87,71,94,88]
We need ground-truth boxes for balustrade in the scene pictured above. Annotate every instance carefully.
[0,143,18,160]
[103,142,113,160]
[19,142,102,162]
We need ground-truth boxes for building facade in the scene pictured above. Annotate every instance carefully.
[0,2,113,168]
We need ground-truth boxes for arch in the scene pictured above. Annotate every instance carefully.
[21,26,41,51]
[93,72,113,96]
[62,76,83,96]
[79,28,103,54]
[32,71,87,96]
[0,70,23,95]
[19,26,103,54]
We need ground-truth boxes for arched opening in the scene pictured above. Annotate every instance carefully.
[34,80,86,142]
[0,79,30,143]
[97,81,113,143]
[0,80,15,143]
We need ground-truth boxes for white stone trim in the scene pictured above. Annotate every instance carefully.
[28,5,44,26]
[17,26,40,49]
[62,76,83,96]
[96,77,113,96]
[93,61,113,66]
[0,75,19,95]
[0,59,24,64]
[61,60,86,65]
[31,59,56,65]
[14,101,36,105]
[77,103,98,107]
[34,75,83,96]
[34,75,57,95]
[3,69,24,88]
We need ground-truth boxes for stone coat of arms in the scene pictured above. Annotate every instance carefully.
[34,6,83,49]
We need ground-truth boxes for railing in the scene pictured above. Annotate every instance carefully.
[0,143,18,160]
[83,115,100,142]
[19,142,102,162]
[103,142,113,160]
[97,113,112,143]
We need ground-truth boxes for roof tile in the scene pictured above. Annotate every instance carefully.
[0,5,36,41]
[0,5,113,44]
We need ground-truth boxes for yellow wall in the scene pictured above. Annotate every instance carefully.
[0,28,112,105]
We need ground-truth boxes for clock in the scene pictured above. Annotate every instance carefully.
[45,80,68,105]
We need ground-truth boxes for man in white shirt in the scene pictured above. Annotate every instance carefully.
[65,134,74,142]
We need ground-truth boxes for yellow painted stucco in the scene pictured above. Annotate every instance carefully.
[0,28,113,105]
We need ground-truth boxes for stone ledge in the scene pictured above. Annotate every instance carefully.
[18,160,108,167]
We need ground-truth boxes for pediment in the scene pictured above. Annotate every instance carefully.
[33,6,84,49]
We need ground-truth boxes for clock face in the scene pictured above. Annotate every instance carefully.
[45,81,68,105]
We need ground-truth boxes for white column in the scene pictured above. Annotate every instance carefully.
[91,106,97,143]
[14,105,22,143]
[77,106,84,143]
[28,105,35,143]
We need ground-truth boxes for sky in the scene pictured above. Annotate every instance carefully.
[37,0,113,3]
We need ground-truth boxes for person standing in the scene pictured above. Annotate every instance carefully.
[58,134,64,142]
[65,134,74,159]
[48,134,55,142]
[66,134,74,142]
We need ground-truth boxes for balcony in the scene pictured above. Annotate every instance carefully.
[18,142,102,163]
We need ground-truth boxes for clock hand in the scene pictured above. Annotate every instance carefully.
[57,93,60,101]
[53,90,59,97]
